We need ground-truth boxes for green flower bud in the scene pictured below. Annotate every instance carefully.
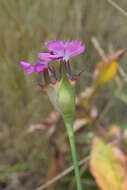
[56,63,75,119]
[47,63,75,119]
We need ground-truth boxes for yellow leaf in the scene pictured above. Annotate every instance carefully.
[94,61,118,88]
[90,129,127,190]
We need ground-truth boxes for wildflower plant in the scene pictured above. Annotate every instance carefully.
[20,40,85,190]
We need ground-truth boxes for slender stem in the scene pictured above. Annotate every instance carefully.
[64,116,83,190]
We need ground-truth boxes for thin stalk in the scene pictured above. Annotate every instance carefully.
[64,116,83,190]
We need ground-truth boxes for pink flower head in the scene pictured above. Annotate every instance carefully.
[34,61,48,72]
[38,52,62,61]
[20,61,34,74]
[43,40,85,61]
[20,61,48,74]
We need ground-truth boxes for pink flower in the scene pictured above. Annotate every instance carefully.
[20,40,85,76]
[20,61,48,74]
[40,40,85,61]
[34,61,48,72]
[20,61,34,74]
[38,52,62,61]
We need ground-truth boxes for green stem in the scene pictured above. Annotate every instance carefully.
[64,116,83,190]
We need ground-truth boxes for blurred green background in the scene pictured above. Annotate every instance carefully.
[0,0,127,189]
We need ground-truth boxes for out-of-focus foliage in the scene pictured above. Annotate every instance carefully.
[90,126,127,190]
[0,0,127,189]
[94,61,118,87]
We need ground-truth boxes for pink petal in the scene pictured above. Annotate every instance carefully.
[64,40,85,57]
[38,53,62,61]
[69,46,86,57]
[20,61,34,74]
[34,61,48,72]
[45,40,64,54]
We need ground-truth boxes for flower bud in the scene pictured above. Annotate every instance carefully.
[47,63,75,119]
[56,64,75,118]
